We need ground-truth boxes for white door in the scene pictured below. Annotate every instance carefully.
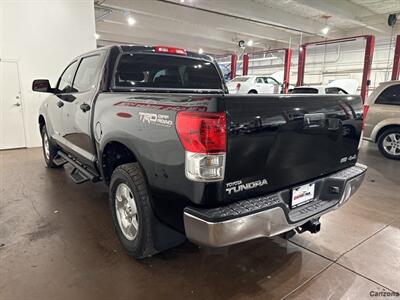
[255,77,273,94]
[0,61,26,149]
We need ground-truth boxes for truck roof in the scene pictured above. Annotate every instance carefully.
[84,44,214,62]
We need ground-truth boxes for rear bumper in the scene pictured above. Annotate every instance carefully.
[184,163,367,247]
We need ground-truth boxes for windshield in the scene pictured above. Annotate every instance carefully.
[114,53,223,92]
[230,76,250,82]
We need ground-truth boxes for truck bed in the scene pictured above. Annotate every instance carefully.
[94,92,364,232]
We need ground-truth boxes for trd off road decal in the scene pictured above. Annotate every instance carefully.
[226,179,269,195]
[138,112,173,127]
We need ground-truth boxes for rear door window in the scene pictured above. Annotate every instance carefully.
[114,53,222,90]
[72,55,101,93]
[255,77,264,84]
[376,85,400,105]
[263,77,279,85]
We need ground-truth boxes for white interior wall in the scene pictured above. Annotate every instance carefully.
[0,0,96,148]
[0,5,4,149]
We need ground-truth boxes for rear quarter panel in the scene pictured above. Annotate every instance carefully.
[93,92,225,230]
[368,110,400,142]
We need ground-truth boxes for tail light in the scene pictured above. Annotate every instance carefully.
[362,104,369,130]
[154,46,187,56]
[235,83,241,92]
[358,104,369,149]
[176,112,226,182]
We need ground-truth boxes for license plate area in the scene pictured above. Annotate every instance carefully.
[291,182,315,208]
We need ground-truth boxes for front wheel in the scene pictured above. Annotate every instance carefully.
[109,163,157,259]
[41,125,60,168]
[377,129,400,160]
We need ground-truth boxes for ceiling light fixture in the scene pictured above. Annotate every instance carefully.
[127,16,136,26]
[180,0,185,2]
[198,48,204,54]
[247,40,254,47]
[321,26,330,35]
[95,33,100,40]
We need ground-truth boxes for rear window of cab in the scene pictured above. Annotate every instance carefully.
[114,53,223,90]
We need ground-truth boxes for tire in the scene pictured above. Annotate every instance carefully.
[41,125,60,168]
[248,90,258,94]
[109,163,157,259]
[377,128,400,160]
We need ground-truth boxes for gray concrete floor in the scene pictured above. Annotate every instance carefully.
[0,141,399,300]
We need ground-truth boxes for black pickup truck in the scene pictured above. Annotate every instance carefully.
[33,45,367,259]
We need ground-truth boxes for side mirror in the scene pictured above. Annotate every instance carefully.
[32,79,53,93]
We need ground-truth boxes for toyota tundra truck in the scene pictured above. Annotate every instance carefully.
[33,45,367,259]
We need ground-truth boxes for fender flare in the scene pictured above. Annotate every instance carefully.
[370,119,400,142]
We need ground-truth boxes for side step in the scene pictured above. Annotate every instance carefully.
[57,151,100,184]
[53,155,67,167]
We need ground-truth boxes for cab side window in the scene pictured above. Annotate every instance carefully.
[57,61,78,93]
[376,85,400,106]
[263,77,279,85]
[72,55,101,93]
[256,77,264,84]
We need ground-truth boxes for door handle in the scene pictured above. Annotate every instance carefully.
[56,101,64,108]
[80,103,90,112]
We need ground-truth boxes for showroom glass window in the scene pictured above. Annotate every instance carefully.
[114,53,222,90]
[72,55,101,92]
[376,84,400,106]
[57,61,78,93]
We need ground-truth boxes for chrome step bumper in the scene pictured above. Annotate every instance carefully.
[184,164,367,247]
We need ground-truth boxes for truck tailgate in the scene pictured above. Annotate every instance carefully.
[223,94,363,201]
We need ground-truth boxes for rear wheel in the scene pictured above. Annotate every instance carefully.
[378,129,400,160]
[109,163,157,259]
[41,125,60,168]
[248,90,258,94]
